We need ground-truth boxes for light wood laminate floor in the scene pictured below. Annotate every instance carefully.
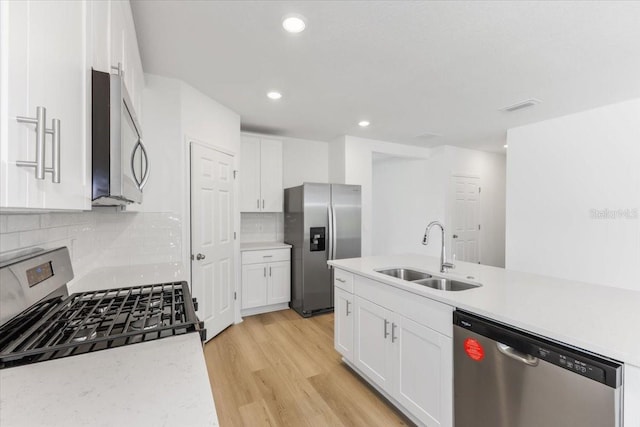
[203,309,413,427]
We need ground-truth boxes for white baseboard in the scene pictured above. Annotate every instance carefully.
[241,302,289,317]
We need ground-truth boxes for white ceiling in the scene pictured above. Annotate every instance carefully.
[131,1,640,152]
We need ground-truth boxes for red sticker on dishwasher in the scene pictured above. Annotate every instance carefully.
[464,338,485,361]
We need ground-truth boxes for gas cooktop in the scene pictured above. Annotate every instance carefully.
[0,248,204,369]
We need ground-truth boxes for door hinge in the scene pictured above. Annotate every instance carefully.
[234,291,237,300]
[233,170,238,179]
[190,254,194,261]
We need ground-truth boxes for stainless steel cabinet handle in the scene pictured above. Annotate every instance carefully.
[16,106,60,183]
[264,267,267,277]
[391,323,397,343]
[50,119,60,183]
[497,343,539,367]
[336,278,346,283]
[196,253,206,260]
[257,199,260,209]
[138,138,150,190]
[384,319,390,339]
[263,255,273,258]
[262,199,265,209]
[345,300,351,316]
[269,266,272,276]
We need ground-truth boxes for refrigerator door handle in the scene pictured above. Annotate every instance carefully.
[331,204,338,259]
[327,205,334,267]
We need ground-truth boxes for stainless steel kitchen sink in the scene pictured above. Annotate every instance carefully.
[375,268,432,281]
[413,277,481,291]
[375,267,481,291]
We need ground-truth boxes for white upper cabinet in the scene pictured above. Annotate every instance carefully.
[0,0,91,210]
[92,0,145,121]
[239,134,283,212]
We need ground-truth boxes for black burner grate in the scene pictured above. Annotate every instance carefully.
[0,282,202,368]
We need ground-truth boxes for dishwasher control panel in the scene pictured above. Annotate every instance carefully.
[454,310,623,388]
[536,346,605,383]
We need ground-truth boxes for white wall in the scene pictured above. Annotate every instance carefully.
[339,136,435,256]
[372,155,445,258]
[371,146,506,266]
[506,98,640,290]
[282,137,329,188]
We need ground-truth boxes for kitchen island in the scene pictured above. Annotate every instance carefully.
[328,254,640,427]
[0,333,218,426]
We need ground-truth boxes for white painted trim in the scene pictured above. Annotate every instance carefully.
[240,303,290,317]
[188,135,238,157]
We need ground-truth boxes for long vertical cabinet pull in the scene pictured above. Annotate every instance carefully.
[384,319,390,339]
[345,300,351,316]
[16,106,61,183]
[391,323,398,343]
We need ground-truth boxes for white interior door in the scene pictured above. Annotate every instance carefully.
[191,143,235,340]
[450,175,481,263]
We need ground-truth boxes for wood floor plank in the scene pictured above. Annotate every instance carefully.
[204,309,414,427]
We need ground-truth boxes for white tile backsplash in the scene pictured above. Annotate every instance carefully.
[240,212,284,243]
[0,211,183,284]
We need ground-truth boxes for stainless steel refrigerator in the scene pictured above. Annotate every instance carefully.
[284,183,361,317]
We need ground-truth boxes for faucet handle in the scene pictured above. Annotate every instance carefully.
[442,262,455,270]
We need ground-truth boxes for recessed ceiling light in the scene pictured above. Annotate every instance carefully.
[267,91,282,100]
[282,14,306,33]
[358,120,370,127]
[503,144,509,148]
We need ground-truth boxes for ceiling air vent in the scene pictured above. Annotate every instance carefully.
[414,131,442,141]
[499,98,542,112]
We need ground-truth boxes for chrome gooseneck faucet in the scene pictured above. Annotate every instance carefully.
[422,221,455,273]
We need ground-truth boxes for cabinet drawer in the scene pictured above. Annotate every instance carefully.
[334,268,354,293]
[242,248,290,265]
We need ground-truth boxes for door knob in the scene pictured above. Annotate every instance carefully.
[452,234,459,239]
[196,253,206,260]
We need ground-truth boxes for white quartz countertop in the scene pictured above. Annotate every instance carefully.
[328,254,640,367]
[0,333,218,427]
[240,241,292,251]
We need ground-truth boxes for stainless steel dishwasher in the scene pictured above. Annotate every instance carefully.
[454,310,623,427]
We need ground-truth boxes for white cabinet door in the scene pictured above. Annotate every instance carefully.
[260,138,283,212]
[354,296,394,391]
[241,263,268,309]
[1,0,90,210]
[334,287,354,361]
[267,261,290,305]
[393,315,453,427]
[239,136,261,212]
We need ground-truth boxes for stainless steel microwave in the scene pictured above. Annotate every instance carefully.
[91,69,149,206]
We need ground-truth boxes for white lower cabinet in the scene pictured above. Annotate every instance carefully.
[393,315,452,427]
[334,287,355,362]
[241,248,290,316]
[334,269,453,427]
